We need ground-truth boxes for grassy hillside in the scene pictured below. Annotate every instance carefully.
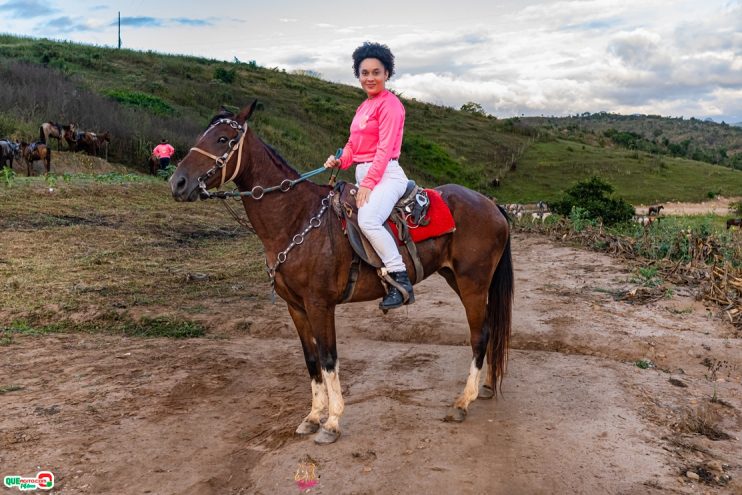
[1,34,741,203]
[496,139,742,203]
[520,113,742,169]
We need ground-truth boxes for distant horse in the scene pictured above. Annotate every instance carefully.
[73,131,111,157]
[0,140,21,169]
[727,218,742,230]
[39,122,75,151]
[147,154,159,175]
[170,101,513,444]
[21,141,51,176]
[648,204,664,216]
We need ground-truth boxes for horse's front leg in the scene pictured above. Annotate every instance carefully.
[304,301,344,444]
[287,302,327,435]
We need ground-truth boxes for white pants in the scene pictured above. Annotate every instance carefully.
[355,160,408,273]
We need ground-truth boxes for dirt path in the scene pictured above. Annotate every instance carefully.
[635,196,741,216]
[2,233,740,494]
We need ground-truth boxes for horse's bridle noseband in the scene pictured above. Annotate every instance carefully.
[189,118,247,198]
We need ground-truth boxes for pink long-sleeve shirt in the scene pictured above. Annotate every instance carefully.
[153,143,175,159]
[338,89,405,190]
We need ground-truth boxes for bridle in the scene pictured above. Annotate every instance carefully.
[185,116,334,301]
[188,118,248,198]
[187,117,328,200]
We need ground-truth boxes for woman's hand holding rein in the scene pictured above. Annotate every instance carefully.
[324,155,340,168]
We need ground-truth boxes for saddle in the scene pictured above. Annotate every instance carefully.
[331,180,431,301]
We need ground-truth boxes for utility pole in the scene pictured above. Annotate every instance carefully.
[118,12,122,49]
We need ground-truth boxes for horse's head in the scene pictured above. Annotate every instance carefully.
[171,100,258,202]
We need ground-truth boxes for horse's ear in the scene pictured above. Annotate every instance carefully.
[236,100,259,124]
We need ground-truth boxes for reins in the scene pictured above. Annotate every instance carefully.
[190,118,328,201]
[188,117,337,301]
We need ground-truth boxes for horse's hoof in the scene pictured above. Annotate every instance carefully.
[295,419,320,435]
[444,407,467,422]
[314,427,341,444]
[478,384,495,400]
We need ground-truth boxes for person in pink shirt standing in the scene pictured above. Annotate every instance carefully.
[324,42,413,311]
[152,138,175,171]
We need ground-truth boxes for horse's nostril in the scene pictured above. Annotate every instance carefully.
[175,176,187,191]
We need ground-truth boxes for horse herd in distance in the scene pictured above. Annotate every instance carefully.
[0,122,111,176]
[504,201,741,230]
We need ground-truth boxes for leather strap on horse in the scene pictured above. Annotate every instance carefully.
[340,254,362,303]
[378,267,411,303]
[391,212,425,285]
[189,121,247,188]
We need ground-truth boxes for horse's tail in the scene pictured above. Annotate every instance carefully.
[39,125,46,144]
[486,208,513,394]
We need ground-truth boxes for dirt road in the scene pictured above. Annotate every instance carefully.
[2,233,740,494]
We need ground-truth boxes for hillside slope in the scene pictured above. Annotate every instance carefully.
[1,35,741,203]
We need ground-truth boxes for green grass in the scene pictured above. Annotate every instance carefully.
[494,139,742,203]
[0,34,740,204]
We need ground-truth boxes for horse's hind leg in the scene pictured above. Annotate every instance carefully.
[287,303,327,436]
[440,269,490,422]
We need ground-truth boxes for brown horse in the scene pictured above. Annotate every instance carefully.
[39,122,75,151]
[727,218,742,230]
[648,204,664,216]
[21,141,51,176]
[74,131,111,156]
[148,154,159,175]
[170,102,513,444]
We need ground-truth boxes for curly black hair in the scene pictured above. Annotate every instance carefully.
[352,42,395,79]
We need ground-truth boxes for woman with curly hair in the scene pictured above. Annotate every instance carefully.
[324,41,414,311]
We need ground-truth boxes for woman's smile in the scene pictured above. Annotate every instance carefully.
[358,58,387,98]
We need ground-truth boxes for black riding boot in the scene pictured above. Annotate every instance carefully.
[380,270,415,311]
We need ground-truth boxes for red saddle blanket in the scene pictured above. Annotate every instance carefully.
[388,189,456,244]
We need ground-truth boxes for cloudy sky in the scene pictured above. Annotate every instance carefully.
[2,0,741,122]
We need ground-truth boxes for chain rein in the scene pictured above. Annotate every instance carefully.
[189,117,335,299]
[266,192,333,298]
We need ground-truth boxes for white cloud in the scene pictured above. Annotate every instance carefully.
[3,0,740,122]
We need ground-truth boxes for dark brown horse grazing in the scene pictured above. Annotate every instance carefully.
[727,218,742,230]
[170,102,513,444]
[74,131,111,156]
[21,142,51,176]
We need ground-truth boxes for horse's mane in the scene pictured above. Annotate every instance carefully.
[263,142,299,175]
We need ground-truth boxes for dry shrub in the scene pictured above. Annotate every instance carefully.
[676,403,732,441]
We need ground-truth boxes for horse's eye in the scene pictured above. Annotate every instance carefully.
[218,136,228,143]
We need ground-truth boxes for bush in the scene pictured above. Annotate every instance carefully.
[551,176,635,226]
[104,89,174,115]
[213,67,236,84]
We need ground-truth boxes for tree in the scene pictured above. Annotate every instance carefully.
[551,176,635,226]
[460,101,486,117]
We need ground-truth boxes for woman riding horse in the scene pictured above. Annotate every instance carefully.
[323,42,413,311]
[170,101,513,444]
